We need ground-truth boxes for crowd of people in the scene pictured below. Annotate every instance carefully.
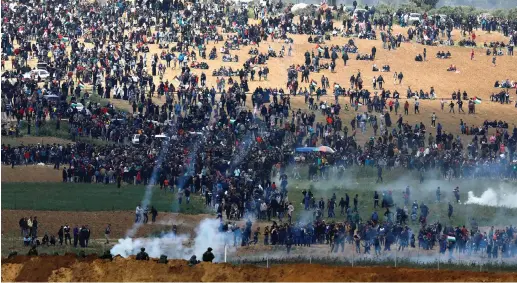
[214,186,517,260]
[19,214,97,249]
[2,0,517,261]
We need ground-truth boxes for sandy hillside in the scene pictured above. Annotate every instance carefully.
[5,19,517,146]
[136,23,517,143]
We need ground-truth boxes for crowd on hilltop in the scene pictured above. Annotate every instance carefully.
[2,0,517,180]
[2,0,517,259]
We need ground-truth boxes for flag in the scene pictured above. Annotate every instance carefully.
[78,81,85,89]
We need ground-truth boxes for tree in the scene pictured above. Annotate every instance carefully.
[410,0,440,9]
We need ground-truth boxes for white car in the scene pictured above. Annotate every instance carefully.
[132,134,142,145]
[408,13,422,26]
[23,69,50,80]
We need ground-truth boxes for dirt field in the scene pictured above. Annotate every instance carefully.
[1,210,211,239]
[1,165,62,183]
[2,255,517,282]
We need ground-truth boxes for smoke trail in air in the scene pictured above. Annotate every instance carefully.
[125,120,179,238]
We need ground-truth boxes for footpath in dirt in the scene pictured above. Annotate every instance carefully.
[2,255,517,282]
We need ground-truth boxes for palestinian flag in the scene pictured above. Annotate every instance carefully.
[78,81,86,89]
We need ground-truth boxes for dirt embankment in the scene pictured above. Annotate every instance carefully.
[2,255,517,282]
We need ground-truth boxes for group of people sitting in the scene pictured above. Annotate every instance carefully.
[407,87,436,100]
[190,61,209,69]
[342,42,359,53]
[486,48,505,56]
[484,41,507,48]
[212,66,241,77]
[248,48,259,55]
[308,35,325,44]
[484,120,510,129]
[436,51,452,59]
[222,54,239,62]
[494,80,516,89]
[356,53,374,61]
[372,64,391,72]
[458,38,477,47]
[452,90,469,101]
[415,54,424,61]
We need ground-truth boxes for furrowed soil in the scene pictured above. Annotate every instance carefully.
[2,256,516,282]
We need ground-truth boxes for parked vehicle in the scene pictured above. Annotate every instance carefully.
[23,69,50,80]
[408,13,422,26]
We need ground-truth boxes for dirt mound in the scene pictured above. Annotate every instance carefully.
[2,255,516,282]
[1,166,62,183]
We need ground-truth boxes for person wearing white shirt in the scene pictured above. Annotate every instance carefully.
[135,205,142,223]
[287,203,294,223]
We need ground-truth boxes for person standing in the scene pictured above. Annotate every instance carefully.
[449,101,455,113]
[470,49,474,60]
[287,202,294,223]
[143,206,149,223]
[397,72,404,84]
[85,225,91,247]
[431,112,437,127]
[64,224,71,245]
[185,188,191,204]
[458,100,464,113]
[151,206,158,223]
[73,225,79,247]
[377,75,384,89]
[423,48,427,61]
[32,217,38,238]
[135,204,142,223]
[414,99,420,114]
[104,224,111,244]
[58,226,64,245]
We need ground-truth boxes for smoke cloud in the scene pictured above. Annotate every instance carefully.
[111,218,234,261]
[465,187,517,208]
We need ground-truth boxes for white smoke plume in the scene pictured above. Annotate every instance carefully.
[465,187,517,208]
[111,218,235,261]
